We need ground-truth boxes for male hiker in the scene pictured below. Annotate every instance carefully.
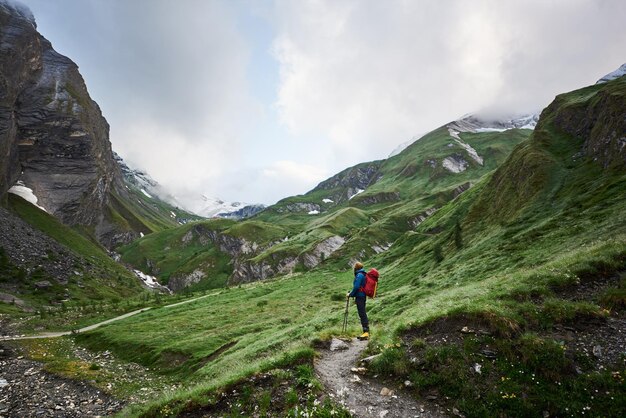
[347,261,370,340]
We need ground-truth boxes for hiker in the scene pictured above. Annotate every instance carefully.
[347,261,370,340]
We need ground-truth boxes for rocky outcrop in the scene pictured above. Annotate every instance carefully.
[408,207,438,229]
[301,235,345,269]
[451,182,471,198]
[0,3,144,248]
[274,202,321,214]
[217,204,265,219]
[0,205,81,287]
[309,161,382,204]
[442,154,469,173]
[230,255,298,285]
[172,223,346,287]
[544,75,626,169]
[168,269,206,292]
[230,235,346,284]
[351,191,400,206]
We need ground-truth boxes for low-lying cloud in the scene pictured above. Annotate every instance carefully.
[21,0,626,206]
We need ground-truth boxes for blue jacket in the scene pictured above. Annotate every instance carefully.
[349,269,366,297]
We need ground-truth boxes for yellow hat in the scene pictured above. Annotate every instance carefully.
[354,261,364,270]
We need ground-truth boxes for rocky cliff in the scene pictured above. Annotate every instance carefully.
[0,1,144,247]
[546,75,626,169]
[311,161,382,204]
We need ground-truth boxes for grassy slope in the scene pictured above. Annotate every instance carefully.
[119,124,530,287]
[108,182,201,236]
[5,194,143,310]
[78,77,626,417]
[118,219,236,290]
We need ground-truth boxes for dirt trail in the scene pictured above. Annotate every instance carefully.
[0,291,223,341]
[315,338,446,418]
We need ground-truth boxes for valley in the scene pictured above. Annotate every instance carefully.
[0,1,625,417]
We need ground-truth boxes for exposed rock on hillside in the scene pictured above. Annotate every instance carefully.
[0,2,148,247]
[351,191,400,206]
[546,77,626,169]
[469,73,626,223]
[301,235,345,269]
[217,204,265,219]
[0,203,105,310]
[168,269,206,293]
[310,161,382,204]
[161,223,347,289]
[275,202,321,214]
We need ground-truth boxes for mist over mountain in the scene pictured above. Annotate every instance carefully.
[0,1,625,417]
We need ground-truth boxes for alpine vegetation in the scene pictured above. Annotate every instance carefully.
[0,1,624,417]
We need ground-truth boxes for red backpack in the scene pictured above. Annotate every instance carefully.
[360,268,379,298]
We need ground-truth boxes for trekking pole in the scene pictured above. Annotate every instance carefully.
[342,295,350,333]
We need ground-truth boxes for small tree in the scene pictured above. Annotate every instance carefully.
[454,220,463,250]
[433,244,444,263]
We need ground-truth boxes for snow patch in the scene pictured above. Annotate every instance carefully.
[0,378,7,388]
[140,232,144,238]
[442,156,469,173]
[322,198,334,203]
[474,127,507,133]
[8,181,47,212]
[448,113,539,134]
[133,269,171,293]
[348,189,365,200]
[170,211,176,218]
[448,128,461,141]
[448,128,483,165]
[596,63,626,84]
[140,189,152,198]
[308,210,320,215]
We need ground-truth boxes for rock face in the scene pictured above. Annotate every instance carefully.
[0,2,138,247]
[160,223,346,290]
[275,202,321,214]
[547,76,626,169]
[310,161,382,204]
[168,269,206,292]
[351,191,400,206]
[217,204,266,219]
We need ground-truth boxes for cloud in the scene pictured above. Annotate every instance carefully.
[23,0,262,200]
[21,0,626,207]
[272,0,626,167]
[223,160,329,204]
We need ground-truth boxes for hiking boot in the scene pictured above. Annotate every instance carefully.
[357,332,369,340]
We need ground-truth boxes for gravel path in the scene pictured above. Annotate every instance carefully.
[315,338,446,418]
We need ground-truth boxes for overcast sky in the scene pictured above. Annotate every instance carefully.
[18,0,626,206]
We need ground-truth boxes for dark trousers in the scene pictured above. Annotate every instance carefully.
[355,296,369,332]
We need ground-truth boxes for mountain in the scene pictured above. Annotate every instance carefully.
[389,113,539,157]
[119,106,533,291]
[190,195,264,219]
[82,72,626,418]
[0,1,183,248]
[114,152,264,220]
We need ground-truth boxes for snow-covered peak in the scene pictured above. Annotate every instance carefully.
[389,112,538,159]
[448,113,539,134]
[195,198,244,218]
[596,63,626,84]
